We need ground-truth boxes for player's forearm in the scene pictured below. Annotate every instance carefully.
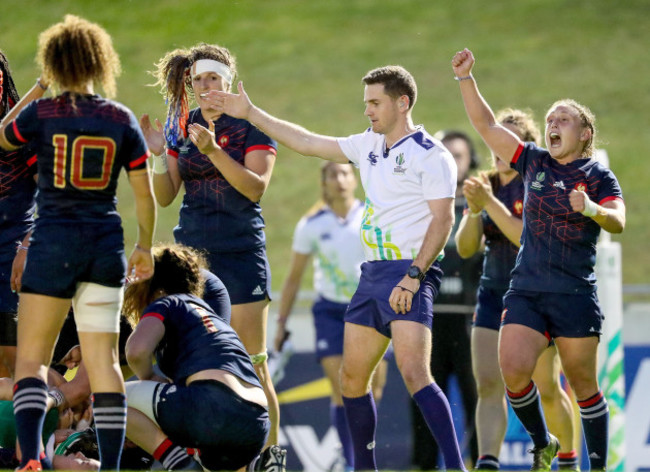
[134,190,156,250]
[484,196,523,247]
[455,214,483,258]
[0,78,48,149]
[591,204,625,234]
[248,106,347,162]
[277,279,301,324]
[205,148,269,202]
[458,77,498,138]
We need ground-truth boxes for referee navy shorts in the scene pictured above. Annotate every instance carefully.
[154,380,269,471]
[502,288,604,339]
[21,220,126,299]
[206,246,271,305]
[345,259,442,338]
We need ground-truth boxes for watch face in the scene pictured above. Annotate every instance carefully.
[408,266,420,278]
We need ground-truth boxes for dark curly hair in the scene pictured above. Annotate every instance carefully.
[0,49,20,118]
[123,243,208,326]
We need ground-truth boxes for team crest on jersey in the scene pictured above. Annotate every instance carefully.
[367,151,379,166]
[575,182,587,192]
[218,135,230,147]
[513,200,523,216]
[393,153,406,175]
[531,171,545,191]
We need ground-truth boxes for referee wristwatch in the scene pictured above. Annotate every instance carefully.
[407,265,426,282]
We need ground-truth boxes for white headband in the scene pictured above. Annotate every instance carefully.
[191,59,233,85]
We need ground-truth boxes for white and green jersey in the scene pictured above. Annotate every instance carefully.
[292,200,364,303]
[337,127,456,262]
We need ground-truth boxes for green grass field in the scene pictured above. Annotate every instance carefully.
[2,0,648,293]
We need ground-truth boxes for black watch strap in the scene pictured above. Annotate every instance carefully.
[407,265,426,282]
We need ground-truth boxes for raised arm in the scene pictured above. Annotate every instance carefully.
[139,114,183,206]
[274,251,310,351]
[0,77,49,150]
[211,82,348,163]
[451,49,521,165]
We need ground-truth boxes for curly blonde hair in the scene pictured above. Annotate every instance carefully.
[37,15,121,98]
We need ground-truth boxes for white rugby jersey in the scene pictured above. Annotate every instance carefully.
[292,200,364,303]
[337,127,456,262]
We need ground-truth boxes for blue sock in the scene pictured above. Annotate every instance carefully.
[578,391,609,470]
[412,383,465,471]
[506,381,550,449]
[342,393,377,471]
[331,404,354,468]
[13,377,48,467]
[93,392,127,470]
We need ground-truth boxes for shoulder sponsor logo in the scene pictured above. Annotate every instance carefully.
[178,137,192,153]
[393,153,407,175]
[501,308,508,323]
[366,441,376,450]
[320,232,332,241]
[530,171,545,191]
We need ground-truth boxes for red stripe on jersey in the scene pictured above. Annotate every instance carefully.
[167,148,179,158]
[142,312,164,321]
[11,121,27,143]
[599,195,623,205]
[507,380,535,398]
[129,152,149,169]
[27,154,37,167]
[578,391,603,407]
[511,142,524,164]
[246,144,277,155]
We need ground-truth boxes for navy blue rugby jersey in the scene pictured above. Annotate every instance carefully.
[0,144,36,259]
[4,93,149,223]
[480,176,524,290]
[141,293,261,388]
[510,142,623,293]
[168,109,277,253]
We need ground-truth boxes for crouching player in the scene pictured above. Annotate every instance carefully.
[123,244,278,471]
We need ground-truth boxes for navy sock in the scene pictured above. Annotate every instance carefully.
[13,377,48,467]
[93,392,127,470]
[342,393,377,471]
[475,454,500,470]
[153,438,195,471]
[557,450,579,470]
[331,404,354,468]
[412,383,465,470]
[506,381,550,449]
[578,391,609,470]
